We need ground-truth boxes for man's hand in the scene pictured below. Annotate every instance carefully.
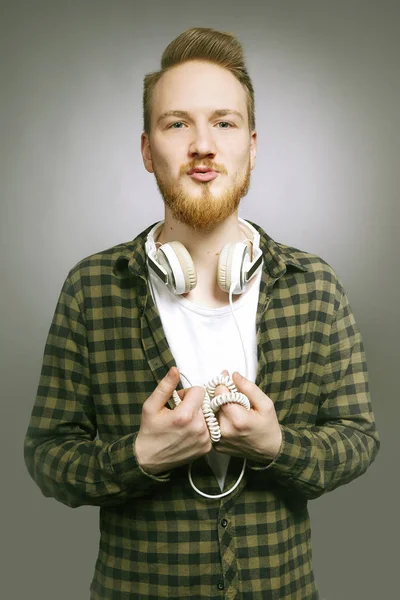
[134,367,212,475]
[215,371,282,464]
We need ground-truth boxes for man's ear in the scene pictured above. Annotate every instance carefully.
[250,131,257,170]
[141,132,154,174]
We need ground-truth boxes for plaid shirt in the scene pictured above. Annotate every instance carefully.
[24,221,380,599]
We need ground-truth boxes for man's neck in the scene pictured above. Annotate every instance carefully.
[157,211,246,265]
[156,211,249,308]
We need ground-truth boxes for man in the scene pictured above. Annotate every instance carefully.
[24,27,380,599]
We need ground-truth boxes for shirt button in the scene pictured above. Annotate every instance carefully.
[221,519,228,528]
[217,581,224,590]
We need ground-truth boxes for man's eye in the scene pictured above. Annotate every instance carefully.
[169,122,185,129]
[217,122,233,128]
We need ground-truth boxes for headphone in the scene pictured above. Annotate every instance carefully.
[145,218,263,295]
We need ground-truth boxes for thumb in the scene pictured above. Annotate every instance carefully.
[147,367,181,411]
[232,371,265,411]
[176,385,206,415]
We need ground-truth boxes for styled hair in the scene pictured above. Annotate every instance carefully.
[142,27,255,135]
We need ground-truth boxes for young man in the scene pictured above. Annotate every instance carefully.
[24,27,380,599]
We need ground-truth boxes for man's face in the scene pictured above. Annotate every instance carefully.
[141,60,257,232]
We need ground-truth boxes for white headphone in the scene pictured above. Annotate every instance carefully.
[145,218,263,295]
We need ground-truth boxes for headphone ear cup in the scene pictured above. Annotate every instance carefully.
[218,242,250,294]
[166,241,197,293]
[217,244,235,293]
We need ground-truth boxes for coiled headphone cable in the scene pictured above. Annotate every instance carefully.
[171,282,253,500]
[172,373,251,499]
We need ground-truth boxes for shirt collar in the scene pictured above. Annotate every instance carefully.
[114,220,309,280]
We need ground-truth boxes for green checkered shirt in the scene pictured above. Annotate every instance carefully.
[24,221,380,599]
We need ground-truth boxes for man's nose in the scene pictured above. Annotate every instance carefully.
[188,126,217,157]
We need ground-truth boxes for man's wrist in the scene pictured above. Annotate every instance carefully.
[254,428,283,465]
[270,428,283,460]
[133,434,154,473]
[133,435,171,480]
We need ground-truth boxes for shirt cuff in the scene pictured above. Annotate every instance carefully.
[248,426,308,475]
[107,432,172,488]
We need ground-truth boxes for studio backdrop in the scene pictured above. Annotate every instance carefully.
[1,1,398,599]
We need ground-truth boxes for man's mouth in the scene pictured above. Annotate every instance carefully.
[187,167,218,182]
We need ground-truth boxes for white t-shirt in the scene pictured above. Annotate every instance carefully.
[147,267,261,490]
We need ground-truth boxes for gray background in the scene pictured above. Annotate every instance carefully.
[1,1,398,598]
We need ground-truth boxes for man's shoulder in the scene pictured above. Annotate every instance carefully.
[277,239,338,278]
[250,221,340,283]
[64,223,155,288]
[70,240,132,273]
[274,240,349,318]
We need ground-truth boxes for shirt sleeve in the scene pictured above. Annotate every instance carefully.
[24,275,170,509]
[249,282,380,500]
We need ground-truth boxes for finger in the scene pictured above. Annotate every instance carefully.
[214,369,230,396]
[215,384,230,396]
[175,385,206,416]
[176,385,204,402]
[232,371,266,411]
[176,388,186,401]
[147,367,181,411]
[219,402,249,423]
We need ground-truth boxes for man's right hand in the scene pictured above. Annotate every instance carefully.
[134,367,212,475]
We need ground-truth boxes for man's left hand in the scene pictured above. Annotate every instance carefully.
[215,371,282,464]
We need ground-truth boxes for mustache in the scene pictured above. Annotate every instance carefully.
[179,161,227,176]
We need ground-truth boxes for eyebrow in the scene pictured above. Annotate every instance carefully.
[157,109,244,124]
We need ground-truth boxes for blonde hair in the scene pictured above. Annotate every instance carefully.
[143,27,255,135]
